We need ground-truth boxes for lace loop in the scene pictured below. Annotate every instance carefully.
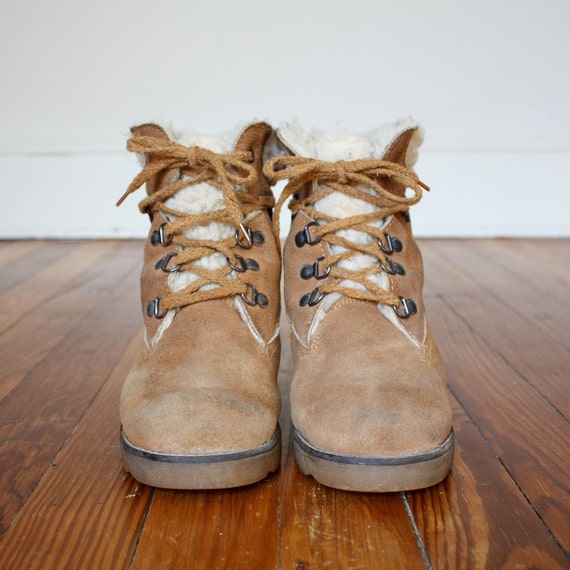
[118,134,275,314]
[264,155,428,309]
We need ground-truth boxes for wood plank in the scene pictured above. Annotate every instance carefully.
[425,238,570,346]
[0,240,76,293]
[424,293,570,553]
[407,397,569,570]
[0,242,142,535]
[0,241,140,403]
[0,240,118,331]
[279,449,427,569]
[0,239,567,569]
[487,239,569,285]
[0,241,39,269]
[421,241,569,416]
[479,239,569,344]
[0,332,152,569]
[131,480,279,570]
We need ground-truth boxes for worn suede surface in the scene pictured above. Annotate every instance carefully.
[289,300,451,457]
[121,299,281,454]
[285,128,453,459]
[120,123,281,456]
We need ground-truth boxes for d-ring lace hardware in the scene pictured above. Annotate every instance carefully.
[235,224,253,248]
[240,283,269,308]
[295,221,321,248]
[227,255,259,273]
[155,252,181,273]
[300,256,331,280]
[299,287,325,307]
[235,224,265,249]
[379,257,406,276]
[393,296,417,318]
[146,297,168,319]
[378,233,403,254]
[150,222,173,246]
[227,254,248,272]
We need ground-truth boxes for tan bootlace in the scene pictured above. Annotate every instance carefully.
[117,134,275,312]
[264,155,429,308]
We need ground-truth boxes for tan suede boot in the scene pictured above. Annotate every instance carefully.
[117,122,281,489]
[265,119,454,492]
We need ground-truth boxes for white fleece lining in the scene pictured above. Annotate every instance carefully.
[142,124,267,348]
[277,118,425,346]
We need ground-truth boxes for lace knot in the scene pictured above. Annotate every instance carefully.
[185,146,198,167]
[116,131,276,314]
[334,160,348,183]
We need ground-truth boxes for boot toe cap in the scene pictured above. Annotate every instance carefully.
[122,387,278,456]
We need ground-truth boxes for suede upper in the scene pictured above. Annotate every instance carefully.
[279,126,453,460]
[120,122,281,456]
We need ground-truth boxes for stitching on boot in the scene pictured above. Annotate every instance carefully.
[233,296,279,348]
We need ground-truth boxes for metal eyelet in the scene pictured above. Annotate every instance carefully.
[146,297,168,319]
[295,221,321,248]
[227,255,260,272]
[300,256,331,280]
[155,252,181,273]
[299,288,325,307]
[227,255,248,272]
[379,258,406,276]
[246,259,260,271]
[378,233,403,254]
[393,296,417,319]
[235,225,264,248]
[240,283,268,308]
[150,222,173,246]
[235,224,254,249]
[252,231,265,245]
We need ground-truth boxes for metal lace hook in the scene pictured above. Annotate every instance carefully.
[155,252,181,273]
[393,296,417,319]
[235,224,253,249]
[240,283,269,308]
[146,297,168,319]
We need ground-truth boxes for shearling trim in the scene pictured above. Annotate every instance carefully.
[161,123,242,154]
[277,117,423,168]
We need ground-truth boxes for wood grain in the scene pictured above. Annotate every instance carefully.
[0,239,568,569]
[0,241,141,535]
[407,398,569,569]
[422,240,569,416]
[279,453,427,569]
[131,479,280,570]
[0,332,151,569]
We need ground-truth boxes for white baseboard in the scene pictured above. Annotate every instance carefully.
[1,150,568,239]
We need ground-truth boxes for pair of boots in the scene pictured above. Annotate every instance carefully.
[117,119,454,492]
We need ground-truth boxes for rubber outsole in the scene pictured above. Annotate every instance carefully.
[293,426,455,492]
[120,425,281,489]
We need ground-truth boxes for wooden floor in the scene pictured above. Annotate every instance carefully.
[0,239,568,569]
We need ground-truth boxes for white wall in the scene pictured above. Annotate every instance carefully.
[1,0,569,238]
